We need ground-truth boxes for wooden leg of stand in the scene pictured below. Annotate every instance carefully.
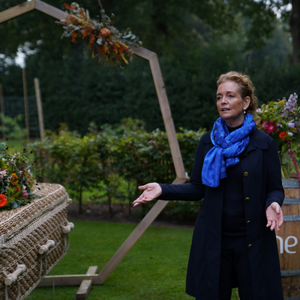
[76,266,98,300]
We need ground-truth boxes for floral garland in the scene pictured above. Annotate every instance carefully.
[56,2,142,65]
[255,93,300,184]
[0,142,38,210]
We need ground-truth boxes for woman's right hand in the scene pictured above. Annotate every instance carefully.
[132,183,162,207]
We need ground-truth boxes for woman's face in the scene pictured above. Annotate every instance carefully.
[216,80,250,127]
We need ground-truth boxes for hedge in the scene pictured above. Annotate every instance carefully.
[30,119,205,221]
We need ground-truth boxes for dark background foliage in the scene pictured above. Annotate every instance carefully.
[0,0,299,136]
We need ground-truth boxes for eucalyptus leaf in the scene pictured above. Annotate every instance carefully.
[96,38,103,45]
[11,201,19,209]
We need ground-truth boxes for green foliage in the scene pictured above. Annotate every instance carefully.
[30,124,101,214]
[0,0,298,140]
[30,119,206,219]
[0,114,27,139]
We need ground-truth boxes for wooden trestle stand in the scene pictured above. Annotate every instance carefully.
[0,2,187,299]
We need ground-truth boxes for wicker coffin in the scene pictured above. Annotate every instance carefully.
[0,183,72,300]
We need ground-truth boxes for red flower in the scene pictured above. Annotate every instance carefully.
[279,132,287,141]
[265,122,276,134]
[262,121,276,134]
[0,194,7,208]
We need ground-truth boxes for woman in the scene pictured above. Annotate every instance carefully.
[133,71,284,300]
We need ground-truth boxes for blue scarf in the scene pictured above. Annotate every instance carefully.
[202,113,256,188]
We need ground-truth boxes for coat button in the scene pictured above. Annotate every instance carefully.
[244,172,249,176]
[248,244,252,248]
[247,220,251,224]
[245,197,250,201]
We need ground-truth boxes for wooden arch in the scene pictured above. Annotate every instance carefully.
[0,0,187,293]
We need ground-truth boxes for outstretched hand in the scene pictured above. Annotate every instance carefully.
[132,183,162,207]
[266,202,283,231]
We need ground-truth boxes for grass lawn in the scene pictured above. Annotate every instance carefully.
[27,221,239,300]
[4,139,27,151]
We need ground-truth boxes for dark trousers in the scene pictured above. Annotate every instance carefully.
[219,235,253,300]
[195,236,253,300]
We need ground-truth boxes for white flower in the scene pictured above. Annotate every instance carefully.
[288,132,294,136]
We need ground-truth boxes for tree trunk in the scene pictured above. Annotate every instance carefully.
[78,186,83,214]
[290,0,300,64]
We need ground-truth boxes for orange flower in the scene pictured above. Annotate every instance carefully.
[72,32,77,43]
[10,173,18,185]
[15,187,20,191]
[279,101,285,104]
[0,194,7,208]
[100,28,111,37]
[279,132,287,141]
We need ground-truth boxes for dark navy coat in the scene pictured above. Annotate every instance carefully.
[160,128,284,299]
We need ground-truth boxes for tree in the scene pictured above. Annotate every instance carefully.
[226,0,298,64]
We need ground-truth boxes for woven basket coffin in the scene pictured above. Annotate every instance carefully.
[0,183,72,300]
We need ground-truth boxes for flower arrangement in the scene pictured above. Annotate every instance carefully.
[255,93,300,183]
[56,1,142,65]
[0,142,38,210]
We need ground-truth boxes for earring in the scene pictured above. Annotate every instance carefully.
[244,110,246,114]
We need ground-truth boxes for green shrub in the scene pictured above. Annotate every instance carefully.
[0,114,27,139]
[30,119,206,220]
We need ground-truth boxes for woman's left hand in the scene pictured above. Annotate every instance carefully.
[266,202,283,231]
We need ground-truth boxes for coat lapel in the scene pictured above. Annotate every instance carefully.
[243,128,268,156]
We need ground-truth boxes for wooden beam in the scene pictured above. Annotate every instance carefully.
[98,177,186,284]
[34,78,45,140]
[131,47,156,60]
[38,274,102,287]
[0,1,35,24]
[149,55,186,179]
[22,68,30,141]
[76,266,98,300]
[35,0,65,20]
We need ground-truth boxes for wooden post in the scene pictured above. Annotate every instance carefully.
[76,266,98,300]
[34,78,45,139]
[0,1,35,23]
[22,68,30,141]
[39,274,101,287]
[149,55,186,179]
[0,84,5,138]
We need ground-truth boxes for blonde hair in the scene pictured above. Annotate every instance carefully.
[217,71,258,114]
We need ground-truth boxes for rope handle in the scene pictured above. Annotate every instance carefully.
[38,240,55,255]
[61,222,74,234]
[4,264,26,286]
